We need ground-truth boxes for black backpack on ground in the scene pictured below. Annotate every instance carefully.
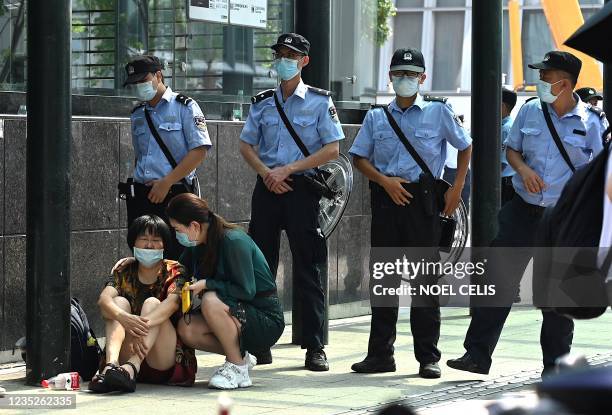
[70,297,103,381]
[15,297,103,381]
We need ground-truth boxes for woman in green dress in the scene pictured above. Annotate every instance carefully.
[166,193,285,390]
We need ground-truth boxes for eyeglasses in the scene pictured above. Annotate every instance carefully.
[273,51,304,60]
[390,71,420,78]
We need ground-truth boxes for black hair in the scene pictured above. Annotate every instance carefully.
[559,70,578,87]
[127,215,172,251]
[166,193,239,278]
[151,71,165,85]
[502,88,517,112]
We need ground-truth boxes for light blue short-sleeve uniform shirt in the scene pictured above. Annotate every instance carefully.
[130,87,212,184]
[504,94,607,207]
[349,95,472,182]
[240,81,345,172]
[501,115,516,178]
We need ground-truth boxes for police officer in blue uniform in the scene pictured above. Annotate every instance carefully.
[501,87,518,205]
[239,33,345,371]
[447,51,608,377]
[349,48,472,378]
[122,55,212,259]
[576,87,603,107]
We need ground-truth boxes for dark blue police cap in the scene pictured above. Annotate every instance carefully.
[390,48,425,73]
[124,55,163,87]
[271,33,310,56]
[528,51,582,80]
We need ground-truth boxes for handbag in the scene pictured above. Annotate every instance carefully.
[553,248,611,320]
[380,105,457,251]
[272,92,337,199]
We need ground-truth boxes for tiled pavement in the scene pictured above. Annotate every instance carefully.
[1,308,611,414]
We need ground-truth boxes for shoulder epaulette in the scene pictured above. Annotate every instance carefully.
[175,93,194,106]
[370,104,386,109]
[525,96,538,103]
[306,85,332,96]
[423,95,448,104]
[251,89,274,104]
[588,105,604,119]
[131,103,145,114]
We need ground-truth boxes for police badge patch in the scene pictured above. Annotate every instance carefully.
[454,114,463,126]
[329,106,339,123]
[194,115,208,133]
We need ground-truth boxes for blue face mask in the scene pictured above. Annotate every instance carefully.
[134,80,157,101]
[133,247,164,267]
[392,76,420,98]
[273,58,301,81]
[176,231,198,247]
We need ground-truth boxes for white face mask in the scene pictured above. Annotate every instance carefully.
[536,79,564,104]
[134,80,158,101]
[392,76,420,98]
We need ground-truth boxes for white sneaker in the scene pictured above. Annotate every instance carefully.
[244,352,257,369]
[208,361,252,390]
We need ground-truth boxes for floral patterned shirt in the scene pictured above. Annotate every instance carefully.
[105,260,185,314]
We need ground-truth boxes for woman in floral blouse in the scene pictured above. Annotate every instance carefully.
[90,215,196,393]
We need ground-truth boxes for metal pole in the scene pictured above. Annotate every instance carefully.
[471,0,502,247]
[26,0,72,385]
[295,0,331,90]
[291,0,331,345]
[605,0,612,117]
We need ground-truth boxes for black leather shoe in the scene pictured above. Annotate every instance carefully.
[419,362,441,379]
[446,353,489,375]
[351,356,396,373]
[305,348,329,371]
[253,349,273,365]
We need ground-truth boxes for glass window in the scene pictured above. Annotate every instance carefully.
[393,13,423,52]
[436,0,466,7]
[432,11,464,91]
[1,0,293,102]
[0,1,27,91]
[330,0,379,101]
[396,0,425,7]
[582,7,600,20]
[521,10,555,85]
[579,0,603,5]
[502,10,511,84]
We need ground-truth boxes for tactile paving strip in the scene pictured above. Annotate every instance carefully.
[333,352,612,414]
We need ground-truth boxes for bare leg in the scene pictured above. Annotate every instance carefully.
[100,296,131,372]
[177,314,225,355]
[200,292,242,364]
[118,297,177,378]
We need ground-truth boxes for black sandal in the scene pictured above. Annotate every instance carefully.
[104,362,138,393]
[88,363,117,394]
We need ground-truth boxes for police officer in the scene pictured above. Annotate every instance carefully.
[501,87,518,205]
[122,55,211,259]
[349,48,472,378]
[443,114,472,212]
[447,51,607,377]
[239,33,345,371]
[576,86,603,107]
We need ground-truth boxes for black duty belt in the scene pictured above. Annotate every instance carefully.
[118,180,191,200]
[501,176,514,186]
[514,194,546,217]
